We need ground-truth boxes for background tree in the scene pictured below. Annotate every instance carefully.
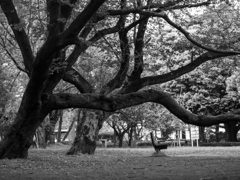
[106,105,147,147]
[224,69,240,141]
[106,112,131,147]
[0,57,25,140]
[163,60,240,142]
[144,103,185,139]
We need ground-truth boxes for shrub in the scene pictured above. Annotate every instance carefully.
[200,142,240,147]
[136,141,152,147]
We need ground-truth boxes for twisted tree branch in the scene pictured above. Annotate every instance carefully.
[44,89,240,127]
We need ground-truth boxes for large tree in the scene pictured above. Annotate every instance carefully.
[0,0,240,159]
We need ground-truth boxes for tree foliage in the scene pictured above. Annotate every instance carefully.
[1,0,240,158]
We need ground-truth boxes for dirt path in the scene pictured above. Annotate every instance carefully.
[1,146,240,180]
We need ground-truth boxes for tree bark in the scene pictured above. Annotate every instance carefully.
[35,123,46,148]
[127,126,134,146]
[57,111,63,142]
[66,109,105,155]
[0,108,49,159]
[215,125,220,142]
[113,131,117,147]
[199,126,205,142]
[224,122,239,142]
[46,110,60,144]
[118,135,124,147]
[62,117,76,142]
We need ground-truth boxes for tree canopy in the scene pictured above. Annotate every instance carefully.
[0,0,240,158]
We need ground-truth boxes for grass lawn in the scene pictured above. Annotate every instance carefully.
[1,144,240,180]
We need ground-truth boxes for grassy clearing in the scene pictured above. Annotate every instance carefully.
[33,144,240,157]
[94,146,240,157]
[1,145,240,180]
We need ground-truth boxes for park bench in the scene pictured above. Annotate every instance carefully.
[99,139,108,147]
[150,132,168,154]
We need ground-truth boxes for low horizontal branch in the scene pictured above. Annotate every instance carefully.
[43,89,240,127]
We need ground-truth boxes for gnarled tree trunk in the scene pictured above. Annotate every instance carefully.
[224,122,239,142]
[0,107,49,159]
[66,109,106,155]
